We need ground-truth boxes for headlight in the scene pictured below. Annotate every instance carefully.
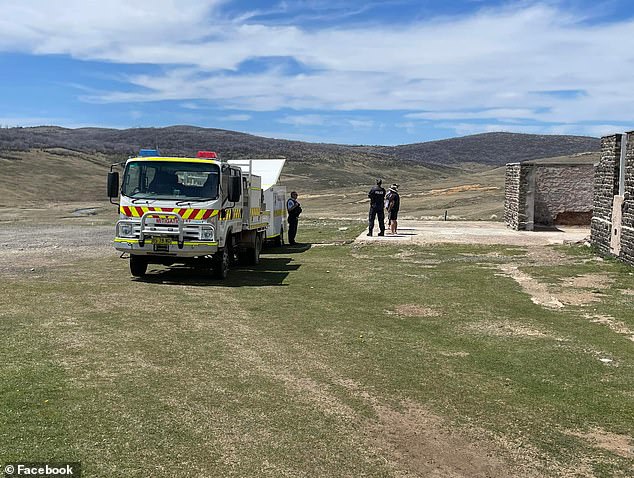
[200,227,214,241]
[120,223,135,237]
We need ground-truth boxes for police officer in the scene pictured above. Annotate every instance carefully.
[367,179,386,236]
[287,191,302,245]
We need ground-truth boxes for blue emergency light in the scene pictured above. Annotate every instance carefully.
[139,148,160,157]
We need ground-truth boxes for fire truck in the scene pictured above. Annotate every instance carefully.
[107,150,283,279]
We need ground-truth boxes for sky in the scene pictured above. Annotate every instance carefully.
[0,0,633,145]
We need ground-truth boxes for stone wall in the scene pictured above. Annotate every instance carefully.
[619,132,634,265]
[533,165,595,226]
[591,131,634,266]
[504,163,522,229]
[590,134,621,256]
[505,162,594,231]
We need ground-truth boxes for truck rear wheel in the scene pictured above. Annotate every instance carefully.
[273,228,284,247]
[130,255,148,277]
[246,234,263,266]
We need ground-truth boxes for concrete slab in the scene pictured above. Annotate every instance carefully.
[356,221,590,246]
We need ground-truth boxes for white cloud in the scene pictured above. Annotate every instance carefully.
[1,1,633,136]
[347,119,374,129]
[221,114,252,121]
[0,1,225,56]
[406,109,537,121]
[278,115,327,126]
[0,116,64,127]
[180,102,203,110]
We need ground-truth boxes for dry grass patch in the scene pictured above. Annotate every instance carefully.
[423,184,500,196]
[465,320,558,339]
[568,429,634,459]
[562,273,614,289]
[368,401,538,478]
[497,264,564,309]
[393,304,440,318]
[437,351,470,357]
[583,314,634,341]
[497,266,612,309]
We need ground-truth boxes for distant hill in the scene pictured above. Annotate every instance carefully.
[362,132,600,166]
[0,126,599,167]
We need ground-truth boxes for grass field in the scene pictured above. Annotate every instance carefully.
[1,219,633,477]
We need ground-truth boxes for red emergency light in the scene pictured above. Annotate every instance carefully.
[197,151,217,158]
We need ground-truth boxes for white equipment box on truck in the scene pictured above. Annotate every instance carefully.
[228,158,287,246]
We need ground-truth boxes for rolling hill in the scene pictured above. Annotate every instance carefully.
[0,126,599,167]
[361,132,600,166]
[0,126,601,218]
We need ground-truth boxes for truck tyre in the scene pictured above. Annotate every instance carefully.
[250,233,263,265]
[273,228,284,247]
[130,255,148,277]
[212,246,230,279]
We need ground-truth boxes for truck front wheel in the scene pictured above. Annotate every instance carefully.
[130,255,148,277]
[212,246,230,279]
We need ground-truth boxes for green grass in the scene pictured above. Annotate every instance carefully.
[1,225,633,477]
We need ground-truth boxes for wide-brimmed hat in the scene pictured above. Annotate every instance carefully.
[389,184,399,191]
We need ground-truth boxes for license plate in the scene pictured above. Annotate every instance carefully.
[151,236,173,245]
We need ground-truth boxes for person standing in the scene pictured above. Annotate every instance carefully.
[367,179,386,236]
[287,191,302,245]
[386,184,400,234]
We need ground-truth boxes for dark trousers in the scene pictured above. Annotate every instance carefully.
[368,207,385,233]
[288,216,299,244]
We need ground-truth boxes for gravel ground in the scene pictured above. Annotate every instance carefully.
[0,224,114,276]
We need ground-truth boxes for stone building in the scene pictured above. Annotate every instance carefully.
[591,131,634,265]
[504,157,596,230]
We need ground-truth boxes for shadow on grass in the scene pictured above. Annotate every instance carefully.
[135,244,312,287]
[263,243,312,255]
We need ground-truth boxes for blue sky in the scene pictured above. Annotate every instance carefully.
[0,0,633,145]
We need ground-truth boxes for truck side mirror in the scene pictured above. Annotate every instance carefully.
[107,172,120,198]
[228,176,241,203]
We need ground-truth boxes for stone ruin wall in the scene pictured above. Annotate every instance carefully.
[533,165,595,226]
[623,133,634,265]
[505,162,594,231]
[504,163,523,229]
[590,135,621,256]
[591,131,634,266]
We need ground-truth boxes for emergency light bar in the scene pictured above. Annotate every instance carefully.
[197,151,217,158]
[139,149,160,157]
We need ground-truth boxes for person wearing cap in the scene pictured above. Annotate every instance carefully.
[287,191,302,245]
[386,184,400,234]
[367,179,386,236]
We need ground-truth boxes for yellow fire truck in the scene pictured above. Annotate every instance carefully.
[107,150,271,279]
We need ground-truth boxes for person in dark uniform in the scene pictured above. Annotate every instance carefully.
[367,179,385,236]
[386,184,400,234]
[287,191,302,245]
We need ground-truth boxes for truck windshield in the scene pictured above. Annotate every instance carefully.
[122,161,220,200]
